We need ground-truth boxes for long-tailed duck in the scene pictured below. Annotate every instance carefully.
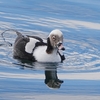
[13,29,65,63]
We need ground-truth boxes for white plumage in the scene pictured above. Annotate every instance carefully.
[33,46,61,62]
[25,37,39,53]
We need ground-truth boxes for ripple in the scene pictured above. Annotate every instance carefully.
[0,32,100,73]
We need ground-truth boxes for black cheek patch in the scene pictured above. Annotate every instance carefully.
[46,38,53,54]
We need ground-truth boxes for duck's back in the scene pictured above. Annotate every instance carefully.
[13,35,46,61]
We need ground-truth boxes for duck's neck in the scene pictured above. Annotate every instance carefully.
[46,46,53,54]
[46,37,53,54]
[46,47,58,54]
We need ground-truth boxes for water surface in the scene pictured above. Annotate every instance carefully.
[0,0,100,100]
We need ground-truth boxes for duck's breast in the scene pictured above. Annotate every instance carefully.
[33,46,61,62]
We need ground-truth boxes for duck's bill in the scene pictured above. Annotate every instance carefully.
[58,43,65,50]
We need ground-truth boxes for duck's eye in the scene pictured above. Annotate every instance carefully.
[52,35,56,41]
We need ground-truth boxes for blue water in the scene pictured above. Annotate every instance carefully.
[0,0,100,100]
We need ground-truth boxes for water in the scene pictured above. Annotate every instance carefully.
[0,0,100,100]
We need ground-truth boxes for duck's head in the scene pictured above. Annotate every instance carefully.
[46,29,65,54]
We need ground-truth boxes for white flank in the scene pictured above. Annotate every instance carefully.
[25,37,39,53]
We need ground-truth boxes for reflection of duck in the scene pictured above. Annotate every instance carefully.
[13,29,65,63]
[45,70,63,89]
[14,61,64,89]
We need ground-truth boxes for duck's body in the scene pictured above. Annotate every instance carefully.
[13,29,65,63]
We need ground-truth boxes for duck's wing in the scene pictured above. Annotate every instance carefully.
[27,35,47,46]
[26,35,43,42]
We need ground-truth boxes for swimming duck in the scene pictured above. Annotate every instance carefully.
[13,29,65,63]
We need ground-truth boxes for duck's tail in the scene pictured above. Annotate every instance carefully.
[1,29,22,37]
[1,29,22,46]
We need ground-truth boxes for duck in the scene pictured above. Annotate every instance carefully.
[13,29,65,63]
